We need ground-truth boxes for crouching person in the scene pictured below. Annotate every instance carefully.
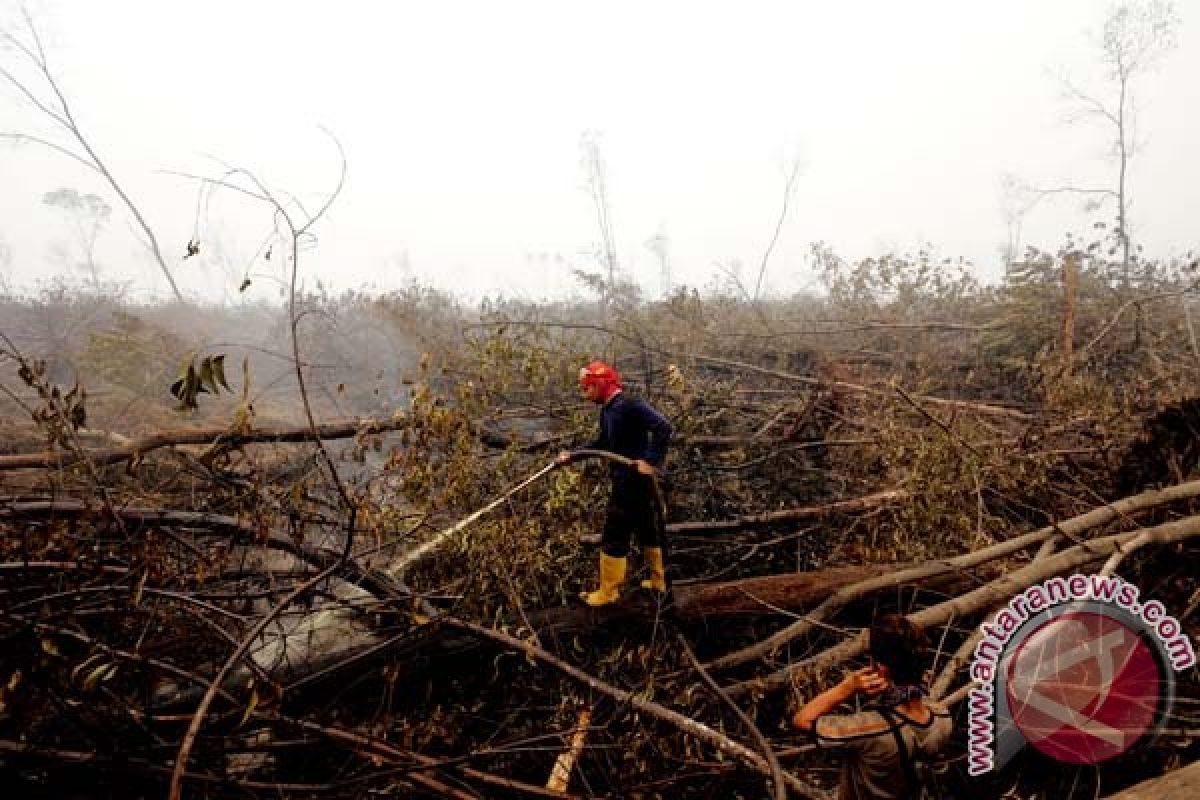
[792,614,952,800]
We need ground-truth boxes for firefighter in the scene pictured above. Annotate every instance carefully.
[557,360,673,606]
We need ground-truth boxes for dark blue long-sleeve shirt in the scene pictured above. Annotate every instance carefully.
[586,392,673,488]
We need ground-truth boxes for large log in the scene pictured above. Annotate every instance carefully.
[672,564,912,618]
[728,513,1200,696]
[708,478,1200,672]
[501,563,948,642]
[261,564,932,695]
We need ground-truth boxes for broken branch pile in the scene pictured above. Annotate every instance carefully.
[2,276,1199,798]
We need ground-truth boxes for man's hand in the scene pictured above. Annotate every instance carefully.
[793,665,889,732]
[841,667,888,697]
[633,459,658,477]
[555,450,574,466]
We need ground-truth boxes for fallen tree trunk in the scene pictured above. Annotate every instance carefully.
[727,513,1200,696]
[0,416,405,470]
[708,478,1200,672]
[673,563,930,619]
[278,564,929,692]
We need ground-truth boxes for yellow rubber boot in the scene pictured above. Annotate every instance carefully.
[640,547,668,592]
[581,553,626,606]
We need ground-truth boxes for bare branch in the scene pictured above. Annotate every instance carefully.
[679,634,786,800]
[167,563,341,800]
[159,169,273,205]
[1054,72,1120,127]
[444,615,833,799]
[710,479,1200,673]
[1,13,185,301]
[1077,283,1200,358]
[297,127,347,235]
[0,132,99,172]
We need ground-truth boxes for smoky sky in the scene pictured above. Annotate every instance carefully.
[2,0,1198,302]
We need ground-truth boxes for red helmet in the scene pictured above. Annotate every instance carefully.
[579,360,622,396]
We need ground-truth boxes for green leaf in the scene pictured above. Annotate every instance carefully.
[184,364,200,407]
[132,571,147,606]
[178,350,196,376]
[71,654,104,687]
[198,357,218,394]
[212,354,231,391]
[81,662,118,692]
[240,686,260,727]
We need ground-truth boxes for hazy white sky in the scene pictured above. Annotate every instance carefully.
[2,1,1198,302]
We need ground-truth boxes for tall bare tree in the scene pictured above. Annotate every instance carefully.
[0,8,185,302]
[752,150,803,304]
[1023,2,1178,282]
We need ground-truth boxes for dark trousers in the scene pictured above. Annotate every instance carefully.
[600,477,666,558]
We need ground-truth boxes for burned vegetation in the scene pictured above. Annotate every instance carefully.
[1,248,1198,799]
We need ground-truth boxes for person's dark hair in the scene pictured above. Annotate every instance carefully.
[869,614,929,686]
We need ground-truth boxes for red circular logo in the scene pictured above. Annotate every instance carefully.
[1005,611,1164,764]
